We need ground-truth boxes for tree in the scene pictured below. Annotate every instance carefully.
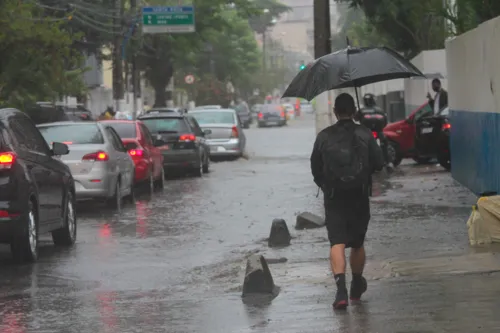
[442,0,500,35]
[336,0,446,58]
[139,0,263,107]
[248,0,290,34]
[181,10,261,104]
[331,6,391,50]
[0,0,85,108]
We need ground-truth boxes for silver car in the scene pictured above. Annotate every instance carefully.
[37,122,135,207]
[189,109,246,158]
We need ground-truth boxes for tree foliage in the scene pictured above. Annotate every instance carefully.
[0,0,85,108]
[139,0,266,106]
[336,0,446,58]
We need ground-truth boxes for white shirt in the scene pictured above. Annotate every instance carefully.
[433,92,440,114]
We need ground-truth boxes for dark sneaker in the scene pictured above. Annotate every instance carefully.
[350,276,367,301]
[333,288,348,310]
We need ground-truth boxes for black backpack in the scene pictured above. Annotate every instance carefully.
[322,124,370,190]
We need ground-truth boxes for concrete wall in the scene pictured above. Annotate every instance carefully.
[446,16,500,195]
[404,50,448,115]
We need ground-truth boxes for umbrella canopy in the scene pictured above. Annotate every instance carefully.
[282,46,425,101]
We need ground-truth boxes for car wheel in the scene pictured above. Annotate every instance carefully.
[194,156,203,177]
[126,179,136,203]
[107,178,122,211]
[155,167,165,190]
[387,142,403,167]
[52,191,77,246]
[202,154,210,173]
[147,170,154,195]
[413,157,432,164]
[438,153,451,171]
[11,199,38,263]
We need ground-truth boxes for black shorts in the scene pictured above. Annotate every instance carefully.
[324,189,370,248]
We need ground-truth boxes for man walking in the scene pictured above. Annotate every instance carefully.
[310,93,384,310]
[427,78,448,114]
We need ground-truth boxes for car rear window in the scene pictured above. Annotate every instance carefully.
[261,105,282,114]
[38,124,104,144]
[190,111,235,125]
[141,118,189,133]
[300,100,309,105]
[106,122,137,138]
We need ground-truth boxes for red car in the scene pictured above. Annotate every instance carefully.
[100,120,165,190]
[383,102,434,166]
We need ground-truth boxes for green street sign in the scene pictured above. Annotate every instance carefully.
[142,6,195,34]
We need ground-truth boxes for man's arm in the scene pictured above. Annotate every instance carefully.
[441,90,448,108]
[368,134,384,172]
[310,133,324,187]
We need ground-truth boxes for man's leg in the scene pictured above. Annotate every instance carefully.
[349,246,368,301]
[330,244,349,309]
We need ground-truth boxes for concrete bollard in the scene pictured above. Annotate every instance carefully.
[268,218,291,247]
[242,255,276,296]
[295,212,325,230]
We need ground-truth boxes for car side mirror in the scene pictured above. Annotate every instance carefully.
[52,142,69,156]
[203,129,212,135]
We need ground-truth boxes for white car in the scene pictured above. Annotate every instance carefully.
[282,103,295,120]
[300,100,314,113]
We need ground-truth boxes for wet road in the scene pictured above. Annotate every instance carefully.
[1,114,499,332]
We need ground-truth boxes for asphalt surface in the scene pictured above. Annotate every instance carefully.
[1,114,499,332]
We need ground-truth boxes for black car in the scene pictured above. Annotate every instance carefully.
[138,113,211,176]
[0,108,76,262]
[26,102,94,124]
[234,102,251,128]
[257,104,287,127]
[415,106,451,170]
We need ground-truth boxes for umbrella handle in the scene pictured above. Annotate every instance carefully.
[354,87,361,110]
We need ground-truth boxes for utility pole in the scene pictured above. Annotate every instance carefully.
[130,0,139,119]
[313,0,331,59]
[112,0,125,111]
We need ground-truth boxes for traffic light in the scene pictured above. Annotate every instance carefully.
[299,60,306,70]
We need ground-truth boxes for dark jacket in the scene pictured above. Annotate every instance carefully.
[310,120,384,189]
[429,88,448,111]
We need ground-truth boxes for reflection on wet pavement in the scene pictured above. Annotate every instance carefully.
[1,114,498,332]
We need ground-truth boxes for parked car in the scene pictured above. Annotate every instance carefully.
[299,100,314,113]
[383,102,434,166]
[0,108,75,263]
[138,113,210,176]
[415,106,451,170]
[27,102,94,124]
[100,120,165,191]
[235,102,252,128]
[189,109,246,159]
[144,107,184,115]
[282,103,295,120]
[257,104,287,127]
[194,105,222,110]
[37,122,135,208]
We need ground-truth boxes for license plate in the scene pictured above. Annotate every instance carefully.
[421,127,433,134]
[268,121,278,125]
[211,146,226,152]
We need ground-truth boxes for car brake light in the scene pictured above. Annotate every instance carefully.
[258,113,263,119]
[82,151,109,161]
[129,149,144,157]
[179,134,196,142]
[442,123,451,130]
[372,131,378,139]
[231,126,238,138]
[0,152,15,169]
[0,210,19,218]
[280,111,285,117]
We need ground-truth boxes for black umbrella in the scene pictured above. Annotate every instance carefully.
[282,45,425,106]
